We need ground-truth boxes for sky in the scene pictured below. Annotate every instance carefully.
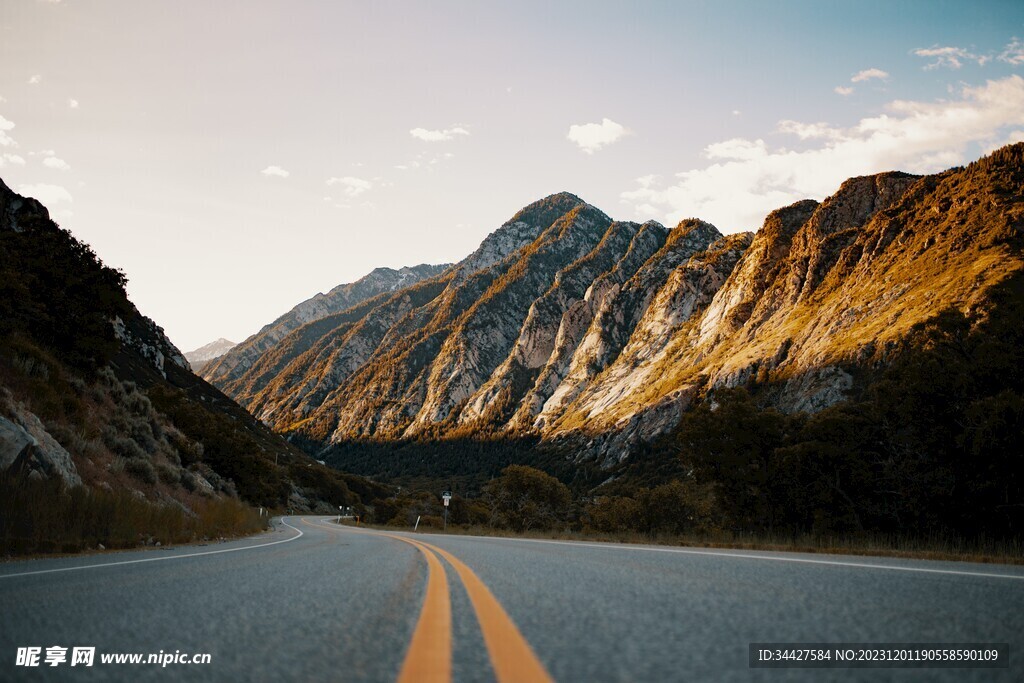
[1,0,1024,352]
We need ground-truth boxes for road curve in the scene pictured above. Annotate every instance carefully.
[1,516,1021,682]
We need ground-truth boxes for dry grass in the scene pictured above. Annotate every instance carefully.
[0,474,267,556]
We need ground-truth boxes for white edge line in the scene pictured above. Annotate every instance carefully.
[0,517,304,579]
[300,517,1024,582]
[491,536,1024,581]
[386,527,1024,581]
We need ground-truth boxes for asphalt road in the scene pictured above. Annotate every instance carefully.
[1,517,1022,682]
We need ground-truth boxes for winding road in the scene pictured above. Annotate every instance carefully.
[1,517,1022,681]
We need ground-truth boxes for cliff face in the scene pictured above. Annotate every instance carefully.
[548,148,1023,464]
[203,145,1024,469]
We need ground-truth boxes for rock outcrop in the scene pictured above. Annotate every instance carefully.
[0,393,82,487]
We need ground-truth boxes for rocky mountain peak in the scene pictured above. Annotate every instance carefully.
[762,199,819,242]
[455,192,587,277]
[185,338,237,367]
[515,191,584,215]
[807,172,920,236]
[668,218,723,251]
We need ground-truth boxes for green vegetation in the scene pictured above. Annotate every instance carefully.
[482,465,572,531]
[323,436,547,491]
[145,384,292,506]
[0,208,130,371]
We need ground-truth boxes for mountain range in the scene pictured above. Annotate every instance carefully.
[2,143,1022,548]
[200,144,1024,477]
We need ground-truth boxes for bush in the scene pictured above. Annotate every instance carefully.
[102,426,148,460]
[124,458,157,485]
[586,496,642,533]
[156,462,180,485]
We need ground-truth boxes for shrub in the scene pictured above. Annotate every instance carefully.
[124,458,157,485]
[156,462,180,485]
[102,426,147,460]
[586,496,642,533]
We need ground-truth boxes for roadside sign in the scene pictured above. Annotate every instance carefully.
[441,491,452,530]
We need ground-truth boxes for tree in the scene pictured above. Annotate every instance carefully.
[676,388,788,532]
[483,465,571,531]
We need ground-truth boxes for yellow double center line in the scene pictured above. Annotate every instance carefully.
[305,519,553,683]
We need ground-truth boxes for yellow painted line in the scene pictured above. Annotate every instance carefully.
[412,537,554,683]
[310,518,554,683]
[302,519,452,683]
[394,536,452,683]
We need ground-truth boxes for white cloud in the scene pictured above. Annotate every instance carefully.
[260,165,289,178]
[43,156,70,171]
[0,114,15,147]
[1000,39,1024,66]
[633,203,661,218]
[834,86,854,96]
[635,174,660,189]
[567,117,628,154]
[68,98,79,109]
[326,176,372,198]
[17,183,72,205]
[913,45,989,70]
[393,150,455,172]
[982,129,1024,155]
[622,75,1024,233]
[705,138,768,161]
[28,75,41,85]
[1,153,26,168]
[851,68,889,83]
[777,120,843,141]
[409,126,470,142]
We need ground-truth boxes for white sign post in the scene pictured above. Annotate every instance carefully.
[442,491,452,531]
